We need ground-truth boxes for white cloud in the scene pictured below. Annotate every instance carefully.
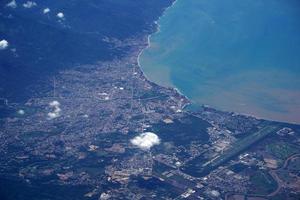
[0,40,9,50]
[48,100,61,119]
[131,132,160,150]
[49,100,60,107]
[57,12,64,19]
[43,8,50,14]
[100,193,111,200]
[6,0,17,9]
[23,1,37,9]
[47,112,59,119]
[17,109,25,115]
[54,106,61,113]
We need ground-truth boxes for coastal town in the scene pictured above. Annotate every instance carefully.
[1,44,300,199]
[1,0,300,199]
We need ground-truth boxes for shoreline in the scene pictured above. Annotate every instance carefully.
[136,0,177,79]
[136,0,266,121]
[136,0,299,125]
[136,0,190,105]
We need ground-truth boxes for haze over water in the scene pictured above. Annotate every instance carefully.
[140,0,300,123]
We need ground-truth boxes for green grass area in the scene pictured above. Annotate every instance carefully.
[269,193,289,200]
[276,170,296,184]
[167,174,196,188]
[269,193,300,200]
[249,170,277,195]
[287,157,300,171]
[266,142,299,161]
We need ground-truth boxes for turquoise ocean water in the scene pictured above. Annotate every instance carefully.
[140,0,300,123]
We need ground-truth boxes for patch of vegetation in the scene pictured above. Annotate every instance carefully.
[249,170,277,195]
[270,192,300,200]
[276,170,296,184]
[287,157,300,171]
[229,163,249,173]
[266,142,299,161]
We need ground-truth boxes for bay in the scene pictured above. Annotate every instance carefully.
[140,0,300,123]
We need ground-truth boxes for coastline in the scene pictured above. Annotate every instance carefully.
[137,0,264,120]
[136,0,178,77]
[136,0,263,120]
[136,0,300,125]
[136,0,191,107]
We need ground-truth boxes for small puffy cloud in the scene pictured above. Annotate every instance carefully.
[47,112,59,119]
[49,100,60,107]
[43,8,50,14]
[100,193,111,200]
[17,109,25,115]
[23,1,37,9]
[57,12,64,19]
[131,132,160,150]
[48,100,61,119]
[6,0,17,9]
[0,40,9,50]
[54,106,61,113]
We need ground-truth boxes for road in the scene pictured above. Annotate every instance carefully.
[268,153,300,197]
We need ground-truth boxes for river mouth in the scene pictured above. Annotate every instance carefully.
[140,0,300,124]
